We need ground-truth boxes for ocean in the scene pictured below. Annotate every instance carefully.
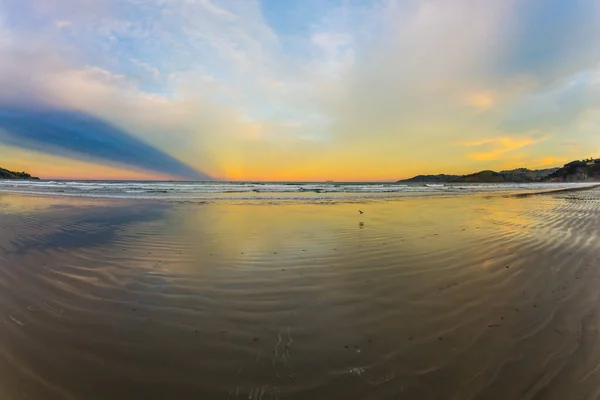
[0,180,595,200]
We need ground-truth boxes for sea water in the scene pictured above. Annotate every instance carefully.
[0,180,594,201]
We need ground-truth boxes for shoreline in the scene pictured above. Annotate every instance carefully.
[0,182,598,204]
[509,183,600,198]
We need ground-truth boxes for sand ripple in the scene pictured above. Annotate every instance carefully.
[1,189,600,398]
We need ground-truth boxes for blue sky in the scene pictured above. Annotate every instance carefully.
[0,0,599,180]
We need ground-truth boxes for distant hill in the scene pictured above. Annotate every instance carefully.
[544,159,600,182]
[453,168,560,183]
[453,170,507,183]
[398,174,461,183]
[0,167,39,180]
[398,167,559,183]
[499,168,559,181]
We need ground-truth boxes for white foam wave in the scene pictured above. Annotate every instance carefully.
[0,180,596,201]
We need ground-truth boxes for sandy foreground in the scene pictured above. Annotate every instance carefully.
[1,187,600,399]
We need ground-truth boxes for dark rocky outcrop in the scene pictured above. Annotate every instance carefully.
[0,167,39,180]
[544,159,600,182]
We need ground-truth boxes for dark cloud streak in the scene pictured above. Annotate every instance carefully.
[0,106,211,180]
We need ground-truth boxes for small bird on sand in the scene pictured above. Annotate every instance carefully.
[358,210,364,214]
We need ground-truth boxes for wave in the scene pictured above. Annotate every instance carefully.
[0,180,596,201]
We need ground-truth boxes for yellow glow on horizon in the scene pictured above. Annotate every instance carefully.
[1,142,591,182]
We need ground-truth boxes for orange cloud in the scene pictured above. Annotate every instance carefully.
[536,156,567,167]
[459,136,547,161]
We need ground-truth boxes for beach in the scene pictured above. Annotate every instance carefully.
[1,186,600,399]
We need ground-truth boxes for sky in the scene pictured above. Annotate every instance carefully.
[0,0,599,181]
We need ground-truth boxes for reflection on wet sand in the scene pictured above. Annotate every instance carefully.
[2,189,600,399]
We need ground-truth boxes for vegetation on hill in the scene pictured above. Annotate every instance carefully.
[499,168,559,181]
[0,167,39,180]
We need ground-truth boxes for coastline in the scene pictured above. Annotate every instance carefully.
[509,183,600,198]
[0,181,597,204]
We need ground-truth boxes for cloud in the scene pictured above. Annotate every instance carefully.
[0,106,210,180]
[197,0,236,19]
[0,46,227,178]
[0,0,600,180]
[55,20,71,29]
[536,156,567,167]
[130,58,160,79]
[501,69,600,133]
[467,92,495,109]
[460,136,549,161]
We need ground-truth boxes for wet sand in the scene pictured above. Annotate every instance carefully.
[1,188,600,399]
